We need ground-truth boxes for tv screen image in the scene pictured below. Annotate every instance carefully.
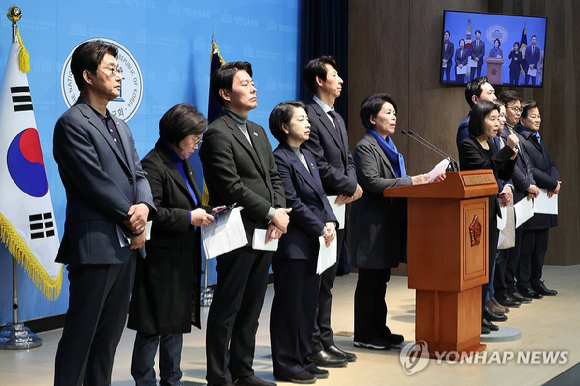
[441,10,547,87]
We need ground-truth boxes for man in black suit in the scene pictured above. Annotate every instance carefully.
[301,56,362,367]
[524,35,541,86]
[199,61,289,386]
[470,30,485,80]
[442,30,454,82]
[52,40,155,386]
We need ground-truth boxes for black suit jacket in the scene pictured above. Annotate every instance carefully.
[273,144,336,261]
[499,125,536,203]
[302,101,357,196]
[199,112,285,242]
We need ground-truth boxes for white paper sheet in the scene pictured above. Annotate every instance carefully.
[469,58,478,68]
[252,228,279,251]
[534,189,558,215]
[317,235,337,275]
[456,66,467,75]
[428,159,449,182]
[497,206,507,230]
[326,195,346,230]
[527,68,538,77]
[497,232,506,248]
[514,198,534,228]
[201,207,247,259]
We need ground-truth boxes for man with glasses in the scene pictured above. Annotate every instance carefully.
[495,91,540,307]
[53,40,155,386]
[456,76,497,150]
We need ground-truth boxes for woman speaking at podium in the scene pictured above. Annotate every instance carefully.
[458,100,518,334]
[350,93,444,350]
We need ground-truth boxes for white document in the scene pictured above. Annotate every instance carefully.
[428,159,449,182]
[316,235,337,275]
[497,206,507,230]
[326,195,346,230]
[534,189,558,215]
[145,220,152,240]
[468,58,478,68]
[527,68,538,77]
[201,207,247,259]
[442,62,447,68]
[514,198,534,228]
[456,66,467,75]
[252,228,279,251]
[116,225,130,248]
[497,232,506,248]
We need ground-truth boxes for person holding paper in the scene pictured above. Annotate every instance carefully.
[301,56,361,367]
[455,39,468,84]
[268,101,337,384]
[441,30,454,82]
[516,101,560,297]
[350,93,443,350]
[524,35,541,86]
[459,100,518,334]
[199,61,288,386]
[470,29,485,80]
[128,104,216,386]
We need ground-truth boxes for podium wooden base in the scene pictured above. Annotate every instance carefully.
[415,287,486,359]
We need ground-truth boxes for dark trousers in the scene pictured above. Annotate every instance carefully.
[470,63,483,80]
[131,332,183,386]
[205,247,272,385]
[270,258,320,378]
[525,74,537,86]
[354,268,392,342]
[54,256,136,386]
[517,228,550,290]
[504,226,525,294]
[311,228,343,353]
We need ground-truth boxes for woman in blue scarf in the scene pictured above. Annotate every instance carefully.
[350,93,441,350]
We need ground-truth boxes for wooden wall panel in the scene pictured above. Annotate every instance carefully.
[348,0,580,268]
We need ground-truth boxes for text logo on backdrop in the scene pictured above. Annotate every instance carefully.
[60,38,143,122]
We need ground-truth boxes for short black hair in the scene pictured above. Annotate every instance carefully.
[497,90,521,106]
[521,100,538,119]
[475,29,482,35]
[459,39,465,46]
[445,30,451,37]
[513,41,520,48]
[359,93,398,130]
[465,76,488,108]
[468,100,499,137]
[71,40,118,91]
[268,101,307,143]
[210,61,253,106]
[302,56,338,94]
[159,104,207,148]
[494,38,501,47]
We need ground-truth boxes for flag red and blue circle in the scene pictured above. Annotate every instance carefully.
[7,128,49,197]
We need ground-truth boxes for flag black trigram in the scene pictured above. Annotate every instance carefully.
[29,212,56,239]
[11,86,34,112]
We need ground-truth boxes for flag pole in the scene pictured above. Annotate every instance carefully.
[0,5,43,350]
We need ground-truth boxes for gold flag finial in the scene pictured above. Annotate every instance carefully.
[7,5,22,23]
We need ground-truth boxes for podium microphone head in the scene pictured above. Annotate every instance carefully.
[401,129,409,135]
[408,129,417,135]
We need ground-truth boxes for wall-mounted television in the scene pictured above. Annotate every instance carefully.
[441,10,547,87]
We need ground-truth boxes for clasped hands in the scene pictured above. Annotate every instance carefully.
[265,207,292,243]
[123,203,149,250]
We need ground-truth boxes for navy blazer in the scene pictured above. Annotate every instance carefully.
[471,39,486,64]
[301,101,357,196]
[53,100,155,265]
[516,126,559,230]
[499,125,536,203]
[273,143,336,261]
[456,112,471,151]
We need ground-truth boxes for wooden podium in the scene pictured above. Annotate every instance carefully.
[486,57,504,85]
[383,171,498,358]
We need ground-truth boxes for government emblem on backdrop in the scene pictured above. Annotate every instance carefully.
[60,38,143,122]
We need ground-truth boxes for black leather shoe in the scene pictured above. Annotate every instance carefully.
[325,345,357,362]
[508,290,532,303]
[481,325,491,334]
[309,350,348,368]
[307,367,329,379]
[482,318,499,332]
[483,306,508,322]
[275,371,316,384]
[534,281,558,296]
[234,375,276,386]
[353,338,391,350]
[520,287,543,299]
[496,295,521,308]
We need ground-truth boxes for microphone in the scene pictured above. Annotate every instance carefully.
[401,130,460,171]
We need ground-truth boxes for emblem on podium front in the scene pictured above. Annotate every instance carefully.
[469,215,482,246]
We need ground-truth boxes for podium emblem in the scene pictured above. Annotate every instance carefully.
[469,215,482,246]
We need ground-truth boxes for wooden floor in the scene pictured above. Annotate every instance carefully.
[1,265,579,386]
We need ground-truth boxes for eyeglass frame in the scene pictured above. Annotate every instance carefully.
[97,65,123,78]
[507,105,523,113]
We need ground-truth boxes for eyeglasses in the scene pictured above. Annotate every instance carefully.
[193,139,203,146]
[507,106,522,113]
[98,66,123,78]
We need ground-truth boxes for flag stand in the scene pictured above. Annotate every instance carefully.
[0,5,43,350]
[0,258,43,350]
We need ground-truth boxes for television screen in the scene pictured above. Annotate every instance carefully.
[441,10,547,87]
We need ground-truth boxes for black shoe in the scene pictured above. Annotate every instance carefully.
[534,281,558,296]
[325,345,357,362]
[353,338,391,350]
[308,350,348,368]
[482,318,499,332]
[509,290,532,303]
[379,329,405,345]
[234,375,277,386]
[481,325,491,335]
[496,295,521,308]
[520,287,543,299]
[275,371,316,385]
[483,306,508,322]
[307,367,329,379]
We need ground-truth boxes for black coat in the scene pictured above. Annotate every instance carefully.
[350,133,412,270]
[128,140,206,334]
[516,126,560,230]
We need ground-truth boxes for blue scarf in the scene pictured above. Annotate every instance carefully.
[367,129,406,178]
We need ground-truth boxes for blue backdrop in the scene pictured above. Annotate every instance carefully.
[0,0,301,325]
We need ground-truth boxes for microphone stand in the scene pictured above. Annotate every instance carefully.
[402,130,460,171]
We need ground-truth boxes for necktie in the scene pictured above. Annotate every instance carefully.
[533,132,541,143]
[328,110,341,132]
